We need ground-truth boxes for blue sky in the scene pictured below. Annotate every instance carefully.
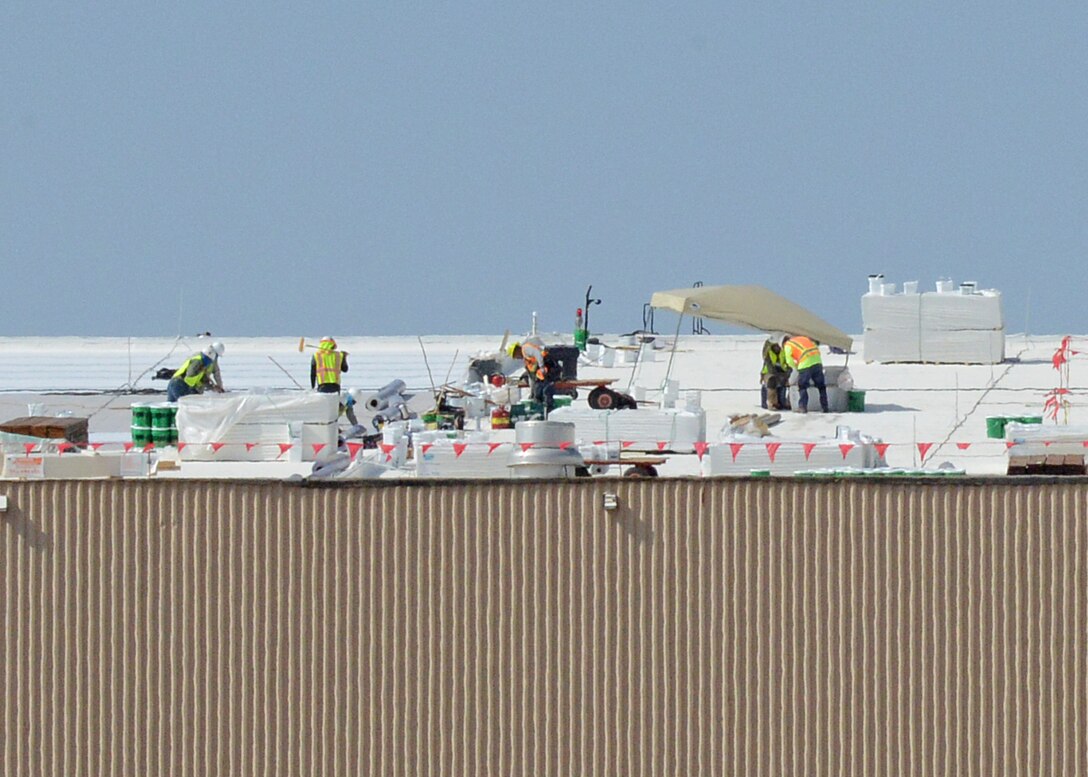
[3,3,1086,337]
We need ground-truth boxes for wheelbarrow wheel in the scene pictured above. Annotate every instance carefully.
[588,386,617,409]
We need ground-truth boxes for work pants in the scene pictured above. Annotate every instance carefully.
[530,376,557,415]
[796,364,830,412]
[761,373,789,410]
[166,378,199,403]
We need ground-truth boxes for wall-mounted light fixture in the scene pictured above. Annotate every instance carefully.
[601,492,619,511]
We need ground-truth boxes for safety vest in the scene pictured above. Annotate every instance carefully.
[313,345,344,386]
[521,341,549,380]
[761,344,787,376]
[783,336,821,371]
[173,354,210,388]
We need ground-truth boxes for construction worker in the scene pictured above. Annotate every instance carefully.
[166,342,226,402]
[760,337,790,411]
[508,337,559,415]
[310,336,349,394]
[781,334,829,413]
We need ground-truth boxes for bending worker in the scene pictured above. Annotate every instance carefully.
[310,336,349,394]
[166,342,226,402]
[760,337,790,411]
[509,337,559,415]
[781,334,829,413]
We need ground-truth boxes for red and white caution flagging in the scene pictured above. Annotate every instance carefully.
[6,437,1074,463]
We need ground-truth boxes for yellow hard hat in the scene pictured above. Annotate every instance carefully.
[506,341,520,357]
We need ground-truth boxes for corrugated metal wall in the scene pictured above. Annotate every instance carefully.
[1,478,1085,776]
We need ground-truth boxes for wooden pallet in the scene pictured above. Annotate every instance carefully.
[1007,454,1086,476]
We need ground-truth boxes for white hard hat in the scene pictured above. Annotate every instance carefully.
[212,341,225,356]
[203,341,225,358]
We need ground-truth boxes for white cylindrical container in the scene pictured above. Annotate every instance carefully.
[881,282,896,295]
[902,281,919,295]
[288,422,304,462]
[507,446,585,479]
[685,390,702,410]
[662,378,679,408]
[515,420,576,447]
[867,274,885,294]
[960,281,977,294]
[936,278,954,293]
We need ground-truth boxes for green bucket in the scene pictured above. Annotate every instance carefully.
[150,403,177,429]
[749,469,771,478]
[846,389,866,412]
[985,416,1008,439]
[553,396,572,408]
[1018,416,1043,425]
[131,425,153,445]
[511,401,545,419]
[151,427,174,447]
[131,403,152,428]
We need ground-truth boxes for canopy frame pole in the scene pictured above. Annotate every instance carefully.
[660,310,686,400]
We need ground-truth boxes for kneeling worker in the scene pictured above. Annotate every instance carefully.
[509,337,559,415]
[311,336,349,394]
[760,337,790,411]
[167,342,226,402]
[781,334,829,413]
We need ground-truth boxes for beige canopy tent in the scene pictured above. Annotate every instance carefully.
[650,284,854,351]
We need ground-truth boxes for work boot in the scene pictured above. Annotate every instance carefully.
[796,406,808,414]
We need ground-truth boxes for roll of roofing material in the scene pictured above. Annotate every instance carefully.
[365,379,407,411]
[371,394,406,413]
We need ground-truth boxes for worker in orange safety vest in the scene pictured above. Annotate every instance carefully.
[781,334,829,413]
[508,337,559,415]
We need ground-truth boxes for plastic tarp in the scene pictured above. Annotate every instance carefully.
[177,392,339,444]
[650,285,854,351]
[862,290,1004,332]
[862,288,1005,364]
[547,406,706,452]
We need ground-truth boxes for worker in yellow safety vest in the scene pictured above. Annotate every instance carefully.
[508,337,558,415]
[781,334,829,413]
[310,336,349,394]
[760,337,790,411]
[167,342,226,402]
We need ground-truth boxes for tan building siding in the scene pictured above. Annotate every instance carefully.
[1,478,1086,775]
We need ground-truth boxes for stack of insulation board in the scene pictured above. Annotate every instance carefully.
[787,365,852,412]
[177,392,339,461]
[862,279,1005,363]
[1004,422,1087,457]
[414,432,516,478]
[547,405,706,452]
[700,427,886,476]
